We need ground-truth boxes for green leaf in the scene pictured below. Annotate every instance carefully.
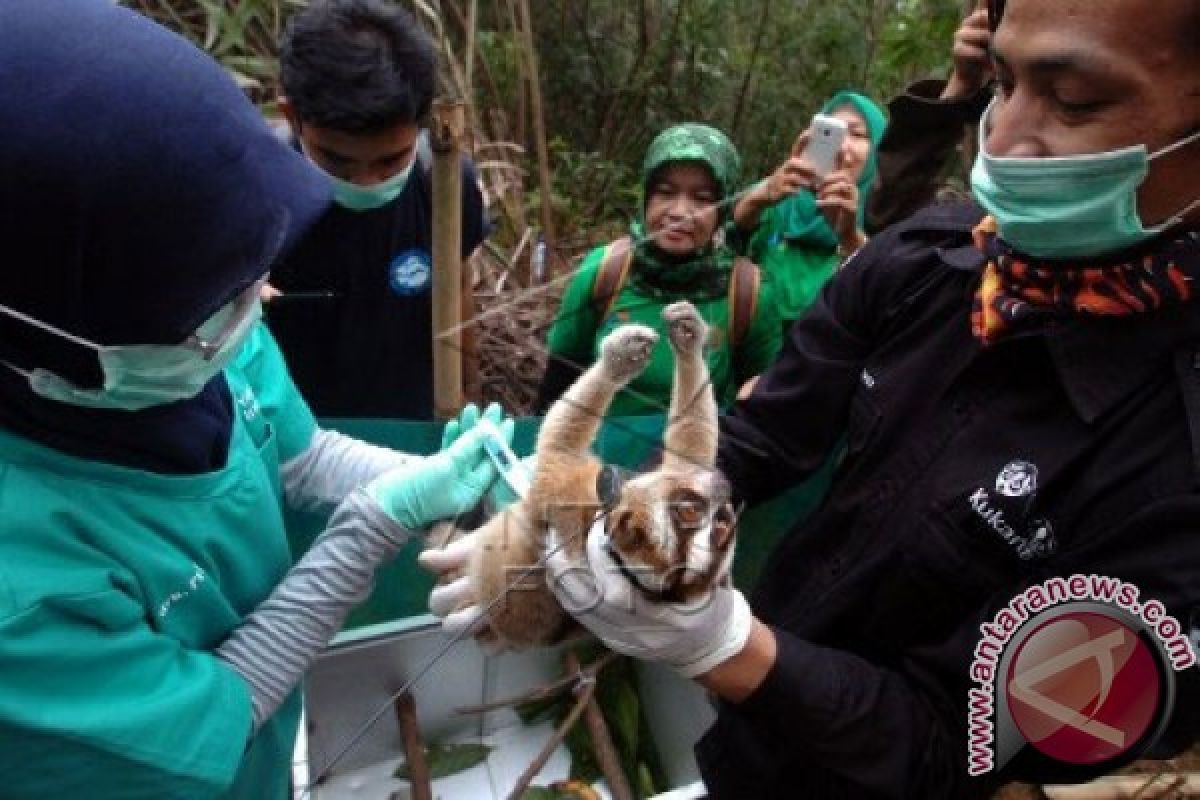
[393,742,492,780]
[637,763,658,798]
[518,788,563,800]
[514,693,566,725]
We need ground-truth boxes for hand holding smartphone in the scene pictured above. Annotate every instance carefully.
[800,113,848,181]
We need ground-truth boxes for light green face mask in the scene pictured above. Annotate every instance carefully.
[971,99,1200,259]
[305,151,415,212]
[0,278,265,411]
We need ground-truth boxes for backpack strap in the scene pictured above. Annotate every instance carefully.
[591,236,635,320]
[728,256,760,351]
[591,242,759,350]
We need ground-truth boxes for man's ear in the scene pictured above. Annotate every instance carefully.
[277,96,302,137]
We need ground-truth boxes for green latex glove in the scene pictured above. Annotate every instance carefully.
[441,402,523,512]
[440,402,513,450]
[366,423,500,530]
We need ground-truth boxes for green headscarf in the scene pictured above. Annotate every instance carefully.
[775,91,887,248]
[628,123,741,301]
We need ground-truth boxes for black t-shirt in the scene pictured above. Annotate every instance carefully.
[267,149,487,419]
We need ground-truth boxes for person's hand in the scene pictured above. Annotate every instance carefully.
[815,165,865,254]
[418,529,493,640]
[543,519,754,678]
[441,401,525,510]
[756,129,823,207]
[942,1,993,101]
[440,402,513,451]
[366,422,498,530]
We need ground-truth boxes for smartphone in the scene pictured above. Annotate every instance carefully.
[802,114,848,180]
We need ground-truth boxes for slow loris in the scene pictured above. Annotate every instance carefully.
[437,300,738,650]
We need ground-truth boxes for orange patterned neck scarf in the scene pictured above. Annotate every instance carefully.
[971,216,1200,344]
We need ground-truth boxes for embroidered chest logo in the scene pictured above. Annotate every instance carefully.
[968,460,1058,560]
[157,564,209,620]
[236,386,261,423]
[996,460,1037,497]
[388,248,432,296]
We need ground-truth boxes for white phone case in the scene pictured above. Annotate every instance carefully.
[803,113,848,179]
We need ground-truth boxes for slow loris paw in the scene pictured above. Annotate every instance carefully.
[599,324,658,384]
[663,301,708,356]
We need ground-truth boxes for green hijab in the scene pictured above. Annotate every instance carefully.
[628,123,741,301]
[776,91,887,248]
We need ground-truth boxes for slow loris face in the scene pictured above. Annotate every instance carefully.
[599,466,737,603]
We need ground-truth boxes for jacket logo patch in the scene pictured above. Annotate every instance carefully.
[967,489,1057,560]
[968,459,1056,560]
[996,460,1038,497]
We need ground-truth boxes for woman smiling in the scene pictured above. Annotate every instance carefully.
[537,124,781,416]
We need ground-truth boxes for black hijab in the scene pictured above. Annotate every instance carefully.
[0,0,330,473]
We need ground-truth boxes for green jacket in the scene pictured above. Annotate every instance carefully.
[740,204,841,325]
[541,244,782,417]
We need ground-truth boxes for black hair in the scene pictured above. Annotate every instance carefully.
[280,0,437,133]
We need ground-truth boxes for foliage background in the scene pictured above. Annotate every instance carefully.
[124,0,968,253]
[116,7,1200,796]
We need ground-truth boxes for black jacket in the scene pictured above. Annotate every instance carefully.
[700,204,1200,798]
[865,79,990,234]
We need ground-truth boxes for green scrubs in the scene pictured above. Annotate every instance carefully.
[546,246,781,417]
[0,324,316,799]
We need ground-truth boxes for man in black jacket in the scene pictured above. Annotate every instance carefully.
[532,0,1200,796]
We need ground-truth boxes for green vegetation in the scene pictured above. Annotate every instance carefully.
[125,0,967,249]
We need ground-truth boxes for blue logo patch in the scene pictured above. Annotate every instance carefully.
[388,249,432,296]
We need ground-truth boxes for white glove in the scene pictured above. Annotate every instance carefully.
[544,517,754,678]
[417,529,491,640]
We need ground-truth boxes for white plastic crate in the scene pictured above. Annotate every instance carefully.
[297,617,715,799]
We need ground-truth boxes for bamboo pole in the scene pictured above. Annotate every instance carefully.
[516,0,557,282]
[431,99,466,419]
[464,0,478,94]
[505,0,527,148]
